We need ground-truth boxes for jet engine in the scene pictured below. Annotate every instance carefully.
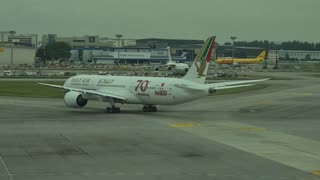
[64,91,88,108]
[184,68,189,72]
[154,67,160,71]
[167,66,172,71]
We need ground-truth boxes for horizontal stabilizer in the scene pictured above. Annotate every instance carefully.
[213,84,255,90]
[174,84,205,91]
[207,78,269,88]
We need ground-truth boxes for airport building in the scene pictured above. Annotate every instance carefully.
[42,34,136,48]
[0,31,37,47]
[0,31,37,66]
[48,36,205,64]
[0,42,36,66]
[269,50,320,60]
[69,47,188,65]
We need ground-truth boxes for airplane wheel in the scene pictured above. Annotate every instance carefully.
[106,106,120,113]
[152,106,157,112]
[143,106,148,112]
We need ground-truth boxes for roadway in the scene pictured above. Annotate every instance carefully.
[0,72,320,180]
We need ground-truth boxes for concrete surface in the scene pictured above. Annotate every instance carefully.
[0,72,320,180]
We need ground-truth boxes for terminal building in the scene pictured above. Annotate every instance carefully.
[69,47,192,65]
[269,50,320,60]
[0,31,37,47]
[42,34,204,65]
[42,34,136,48]
[0,31,37,66]
[0,42,36,66]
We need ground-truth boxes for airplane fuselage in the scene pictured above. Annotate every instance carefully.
[216,58,263,64]
[64,75,209,106]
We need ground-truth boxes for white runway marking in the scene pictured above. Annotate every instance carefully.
[0,155,14,180]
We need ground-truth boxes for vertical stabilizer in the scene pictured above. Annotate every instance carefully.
[257,50,266,61]
[182,36,216,84]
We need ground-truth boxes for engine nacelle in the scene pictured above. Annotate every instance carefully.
[154,67,160,71]
[168,66,172,71]
[64,91,88,108]
[184,68,189,72]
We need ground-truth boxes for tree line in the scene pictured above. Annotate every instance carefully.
[224,40,320,51]
[36,42,71,62]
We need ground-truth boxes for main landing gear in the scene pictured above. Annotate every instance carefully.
[106,98,120,113]
[143,105,157,112]
[106,105,120,113]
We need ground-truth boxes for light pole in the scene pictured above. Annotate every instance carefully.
[263,41,269,69]
[274,50,279,69]
[230,36,237,77]
[230,36,237,64]
[9,31,16,75]
[39,45,46,77]
[115,34,123,66]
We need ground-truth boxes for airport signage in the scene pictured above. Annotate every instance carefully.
[111,52,151,59]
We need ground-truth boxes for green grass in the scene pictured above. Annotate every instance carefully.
[310,74,320,77]
[0,81,64,99]
[0,81,270,99]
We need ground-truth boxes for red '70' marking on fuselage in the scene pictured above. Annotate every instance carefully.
[135,80,149,92]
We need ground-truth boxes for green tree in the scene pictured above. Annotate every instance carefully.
[46,42,71,60]
[36,46,47,61]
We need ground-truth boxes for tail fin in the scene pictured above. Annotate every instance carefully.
[257,50,266,61]
[166,47,173,63]
[182,36,216,84]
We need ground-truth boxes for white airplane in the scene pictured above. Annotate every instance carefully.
[154,47,189,74]
[39,36,268,113]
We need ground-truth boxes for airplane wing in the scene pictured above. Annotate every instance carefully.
[157,64,176,67]
[38,83,64,89]
[38,83,126,100]
[207,78,269,89]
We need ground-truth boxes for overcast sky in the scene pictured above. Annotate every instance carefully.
[1,0,319,42]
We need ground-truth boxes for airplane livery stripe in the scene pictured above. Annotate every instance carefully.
[196,39,208,61]
[200,37,215,62]
[205,36,216,61]
[200,37,213,60]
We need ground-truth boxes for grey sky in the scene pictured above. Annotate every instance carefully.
[1,0,319,42]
